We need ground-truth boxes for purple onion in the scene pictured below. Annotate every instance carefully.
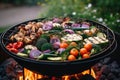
[42,21,53,30]
[18,48,24,52]
[81,24,90,28]
[57,48,65,54]
[71,23,81,28]
[43,49,51,53]
[52,18,62,23]
[53,42,60,49]
[63,29,74,34]
[29,49,42,59]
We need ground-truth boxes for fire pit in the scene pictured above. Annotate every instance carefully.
[0,18,117,76]
[1,36,120,80]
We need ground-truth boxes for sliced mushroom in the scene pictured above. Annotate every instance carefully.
[30,33,37,40]
[24,36,32,44]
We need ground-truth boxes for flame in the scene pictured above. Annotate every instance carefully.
[19,68,43,80]
[82,68,96,79]
[63,68,96,80]
[19,68,96,80]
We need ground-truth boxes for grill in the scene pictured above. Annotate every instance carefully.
[0,18,117,76]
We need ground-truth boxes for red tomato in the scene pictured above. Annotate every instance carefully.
[17,41,23,48]
[82,54,90,59]
[13,42,18,48]
[6,43,13,48]
[80,48,88,55]
[13,41,23,49]
[68,55,76,61]
[9,48,18,53]
[70,48,79,57]
[69,42,77,47]
[60,42,68,48]
[84,43,92,51]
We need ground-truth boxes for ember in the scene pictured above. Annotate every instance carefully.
[0,57,120,80]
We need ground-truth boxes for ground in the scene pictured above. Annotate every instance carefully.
[0,5,44,28]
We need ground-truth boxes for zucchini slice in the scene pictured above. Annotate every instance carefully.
[47,57,62,61]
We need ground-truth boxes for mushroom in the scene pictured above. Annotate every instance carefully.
[24,36,32,44]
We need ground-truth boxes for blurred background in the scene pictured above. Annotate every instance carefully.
[0,0,120,33]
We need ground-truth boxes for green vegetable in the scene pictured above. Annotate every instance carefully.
[47,57,62,61]
[41,43,52,51]
[38,53,58,60]
[40,34,50,42]
[90,44,101,55]
[72,27,89,31]
[61,46,75,60]
[35,38,48,50]
[97,32,107,38]
[17,52,28,57]
[23,48,31,54]
[48,30,61,35]
[52,26,63,31]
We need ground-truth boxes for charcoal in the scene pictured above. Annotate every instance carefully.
[101,65,111,75]
[110,61,119,69]
[99,75,106,80]
[107,73,116,80]
[103,57,111,64]
[97,63,103,68]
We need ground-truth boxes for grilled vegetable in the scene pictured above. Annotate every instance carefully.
[61,34,83,42]
[41,43,52,51]
[47,57,62,61]
[84,37,108,45]
[40,34,50,42]
[7,17,110,61]
[25,45,37,50]
[17,52,28,57]
[61,46,75,60]
[97,32,107,38]
[38,53,58,60]
[6,42,23,53]
[56,48,65,54]
[29,49,42,59]
[90,44,101,55]
[35,38,48,50]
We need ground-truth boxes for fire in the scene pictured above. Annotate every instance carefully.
[19,68,43,80]
[19,68,96,80]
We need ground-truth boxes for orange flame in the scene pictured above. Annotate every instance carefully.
[19,68,96,80]
[19,68,43,80]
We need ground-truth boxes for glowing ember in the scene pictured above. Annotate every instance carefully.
[19,68,96,80]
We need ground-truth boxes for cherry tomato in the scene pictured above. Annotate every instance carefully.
[84,43,92,51]
[68,55,76,61]
[6,43,13,48]
[70,48,79,57]
[9,48,18,53]
[60,42,68,48]
[13,41,23,49]
[80,48,88,55]
[69,42,77,47]
[17,41,23,48]
[82,54,90,59]
[13,42,18,48]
